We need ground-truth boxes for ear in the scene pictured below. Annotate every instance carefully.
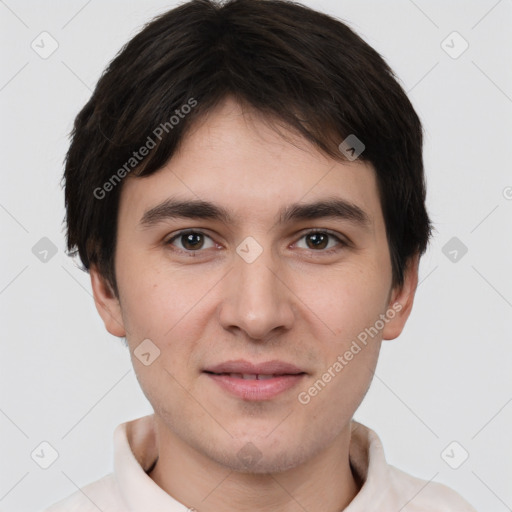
[90,265,126,337]
[382,253,420,341]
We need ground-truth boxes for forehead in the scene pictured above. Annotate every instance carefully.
[119,97,383,230]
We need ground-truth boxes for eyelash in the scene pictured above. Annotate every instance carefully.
[164,229,347,256]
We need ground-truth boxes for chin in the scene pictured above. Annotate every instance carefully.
[211,440,312,475]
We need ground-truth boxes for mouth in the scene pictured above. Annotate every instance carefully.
[203,360,307,401]
[205,372,301,380]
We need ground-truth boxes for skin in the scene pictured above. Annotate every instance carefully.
[91,96,419,512]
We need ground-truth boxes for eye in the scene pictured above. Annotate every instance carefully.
[295,230,345,252]
[166,230,216,252]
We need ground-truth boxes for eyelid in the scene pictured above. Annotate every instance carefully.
[292,228,348,251]
[165,229,218,253]
[165,228,348,255]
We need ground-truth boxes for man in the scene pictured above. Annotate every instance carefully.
[44,0,477,510]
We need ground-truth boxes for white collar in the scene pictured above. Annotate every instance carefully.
[112,414,386,511]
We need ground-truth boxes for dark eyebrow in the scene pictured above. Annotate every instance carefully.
[140,197,371,230]
[278,197,371,229]
[140,199,232,227]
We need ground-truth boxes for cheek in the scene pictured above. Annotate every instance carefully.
[297,271,386,415]
[118,274,163,336]
[116,256,215,358]
[118,265,207,402]
[115,256,172,341]
[305,263,389,409]
[303,262,390,340]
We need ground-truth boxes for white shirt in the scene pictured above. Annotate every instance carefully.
[42,414,477,511]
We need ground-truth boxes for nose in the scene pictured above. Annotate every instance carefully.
[218,246,295,342]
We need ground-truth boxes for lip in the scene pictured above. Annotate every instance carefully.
[203,359,307,401]
[204,359,305,375]
[206,373,306,401]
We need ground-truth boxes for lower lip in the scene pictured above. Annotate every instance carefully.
[205,373,306,401]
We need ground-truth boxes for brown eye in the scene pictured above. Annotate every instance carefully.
[305,232,329,250]
[295,230,345,252]
[181,232,204,250]
[167,231,215,252]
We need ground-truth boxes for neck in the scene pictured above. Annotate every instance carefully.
[149,420,361,512]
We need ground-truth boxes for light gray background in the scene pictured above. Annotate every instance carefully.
[1,1,511,511]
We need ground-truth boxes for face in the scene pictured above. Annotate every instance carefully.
[92,97,418,474]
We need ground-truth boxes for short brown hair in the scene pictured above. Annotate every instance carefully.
[63,0,432,295]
